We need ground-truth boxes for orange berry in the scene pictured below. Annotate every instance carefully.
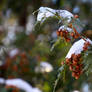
[73,60,77,65]
[72,72,76,77]
[56,31,60,36]
[74,15,79,18]
[71,53,75,57]
[66,58,71,64]
[75,66,80,70]
[20,52,27,58]
[73,55,78,61]
[77,54,81,58]
[70,32,74,37]
[75,75,79,79]
[83,47,88,51]
[64,30,68,34]
[60,31,63,37]
[79,64,83,67]
[74,35,79,39]
[68,24,73,28]
[69,65,73,71]
[8,75,15,79]
[22,67,29,72]
[66,38,71,42]
[12,65,18,72]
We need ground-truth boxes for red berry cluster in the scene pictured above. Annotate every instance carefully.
[0,52,30,79]
[56,25,80,42]
[69,24,80,39]
[83,41,90,51]
[65,54,83,79]
[56,30,71,42]
[70,28,80,39]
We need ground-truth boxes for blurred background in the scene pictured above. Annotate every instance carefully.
[0,0,92,92]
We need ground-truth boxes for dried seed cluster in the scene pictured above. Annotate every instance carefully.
[0,52,30,79]
[65,54,83,79]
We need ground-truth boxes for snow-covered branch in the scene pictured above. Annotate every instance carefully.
[37,7,73,23]
[66,38,92,58]
[0,78,42,92]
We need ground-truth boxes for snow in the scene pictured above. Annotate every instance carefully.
[0,78,42,92]
[40,62,53,72]
[37,7,56,22]
[82,83,91,92]
[58,25,72,32]
[56,10,73,22]
[35,61,53,73]
[73,90,80,92]
[0,78,5,84]
[66,38,92,58]
[52,31,57,38]
[37,7,73,23]
[9,48,19,58]
[26,15,35,35]
[73,6,80,13]
[2,18,18,46]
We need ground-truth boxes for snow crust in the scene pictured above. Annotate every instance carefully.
[0,78,42,92]
[58,25,73,32]
[37,7,73,23]
[66,38,92,58]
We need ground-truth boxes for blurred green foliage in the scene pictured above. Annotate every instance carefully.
[0,0,92,92]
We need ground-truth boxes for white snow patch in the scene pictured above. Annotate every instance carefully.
[26,15,35,35]
[56,9,73,22]
[66,38,92,58]
[73,6,80,13]
[37,7,56,22]
[35,61,53,73]
[0,78,42,92]
[58,25,73,32]
[9,48,19,58]
[37,7,73,23]
[0,78,5,84]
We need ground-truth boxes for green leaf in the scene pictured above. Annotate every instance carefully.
[53,64,65,92]
[83,49,92,76]
[50,37,61,51]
